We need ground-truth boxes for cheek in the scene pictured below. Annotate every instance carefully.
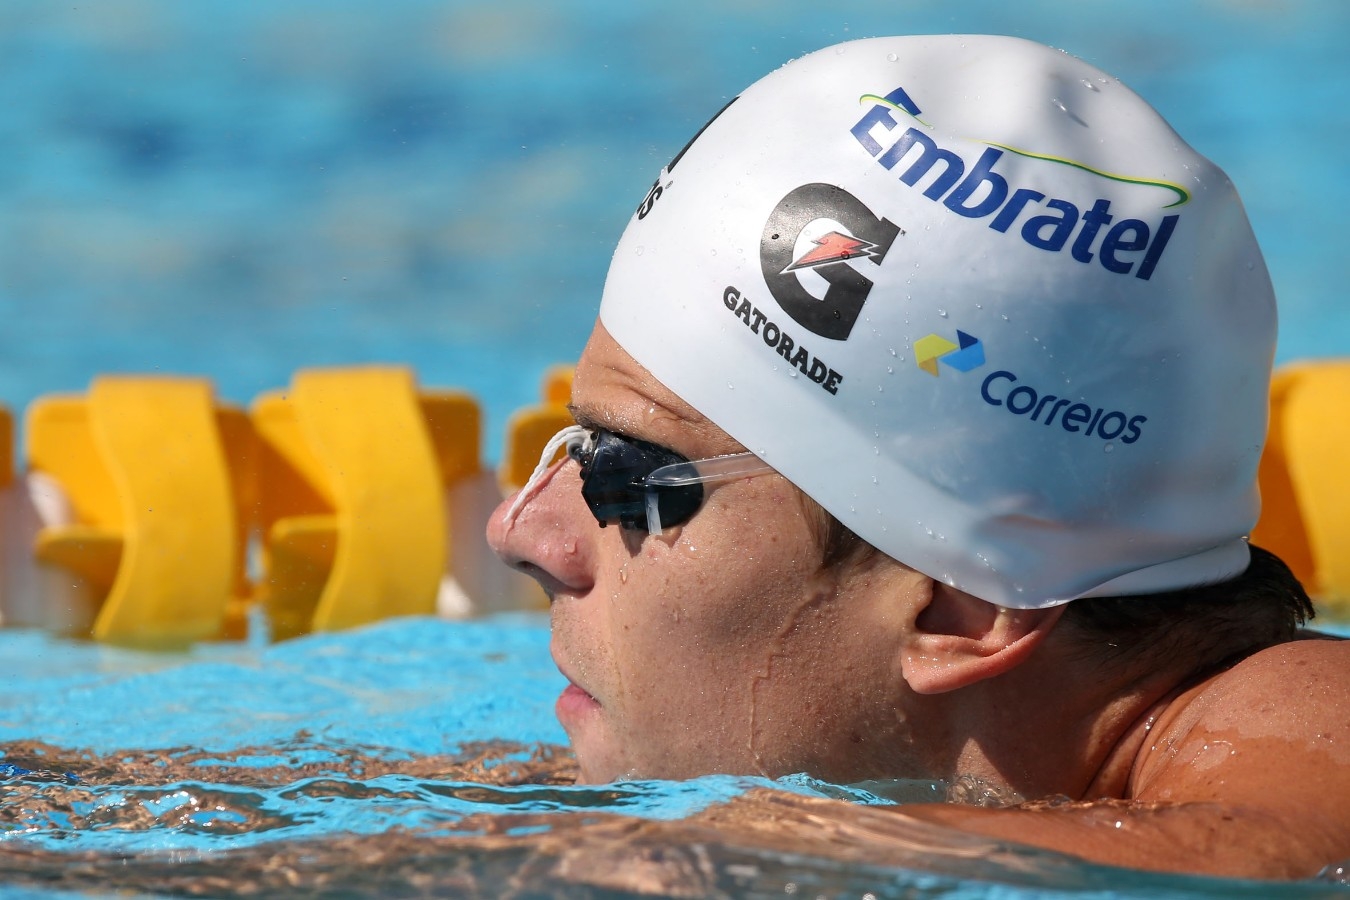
[564,482,842,774]
[631,515,812,640]
[601,501,823,705]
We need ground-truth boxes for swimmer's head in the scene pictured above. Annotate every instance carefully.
[598,35,1276,609]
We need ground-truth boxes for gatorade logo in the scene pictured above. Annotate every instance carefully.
[915,331,985,375]
[783,232,886,273]
[760,183,902,341]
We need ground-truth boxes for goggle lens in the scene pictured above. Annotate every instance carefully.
[573,430,703,531]
[567,428,774,534]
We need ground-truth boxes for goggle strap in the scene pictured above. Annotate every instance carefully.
[646,491,664,536]
[643,451,774,488]
[504,424,590,528]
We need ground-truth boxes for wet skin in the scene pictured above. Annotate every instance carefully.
[488,324,934,784]
[905,635,1350,879]
[488,322,1350,879]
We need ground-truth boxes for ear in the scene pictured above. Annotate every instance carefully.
[900,581,1065,695]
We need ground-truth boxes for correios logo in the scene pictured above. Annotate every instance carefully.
[918,328,1147,445]
[915,330,985,375]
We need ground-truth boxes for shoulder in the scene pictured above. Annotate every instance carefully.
[1128,634,1350,865]
[1193,633,1350,727]
[1135,635,1349,791]
[896,635,1349,878]
[1213,631,1348,684]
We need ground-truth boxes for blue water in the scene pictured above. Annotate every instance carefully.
[0,0,1346,458]
[2,616,1346,898]
[1,1,1348,897]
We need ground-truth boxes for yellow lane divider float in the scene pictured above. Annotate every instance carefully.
[0,365,568,647]
[1250,360,1350,615]
[27,377,240,646]
[0,360,1342,647]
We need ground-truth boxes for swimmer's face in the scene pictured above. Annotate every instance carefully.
[488,323,929,784]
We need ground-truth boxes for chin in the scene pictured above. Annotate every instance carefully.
[565,731,624,785]
[573,753,626,785]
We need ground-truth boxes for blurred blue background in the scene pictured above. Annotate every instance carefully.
[1,0,1345,460]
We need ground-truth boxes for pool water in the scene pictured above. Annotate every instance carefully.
[2,1,1349,897]
[0,0,1347,455]
[2,616,1346,899]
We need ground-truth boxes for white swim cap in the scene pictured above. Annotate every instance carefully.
[599,35,1275,608]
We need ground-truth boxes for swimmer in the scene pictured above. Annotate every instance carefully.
[488,35,1349,880]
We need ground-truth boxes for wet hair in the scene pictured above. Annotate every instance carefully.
[806,500,874,570]
[1058,544,1314,669]
[800,494,1315,669]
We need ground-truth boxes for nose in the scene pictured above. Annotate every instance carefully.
[486,459,596,597]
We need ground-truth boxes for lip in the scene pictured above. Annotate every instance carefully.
[551,653,601,726]
[555,681,601,726]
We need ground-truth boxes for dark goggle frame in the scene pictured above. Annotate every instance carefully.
[567,428,774,534]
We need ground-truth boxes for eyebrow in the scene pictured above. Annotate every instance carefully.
[564,404,602,431]
[564,406,655,450]
[565,404,694,462]
[567,398,733,454]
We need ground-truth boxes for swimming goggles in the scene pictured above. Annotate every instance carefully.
[507,424,775,535]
